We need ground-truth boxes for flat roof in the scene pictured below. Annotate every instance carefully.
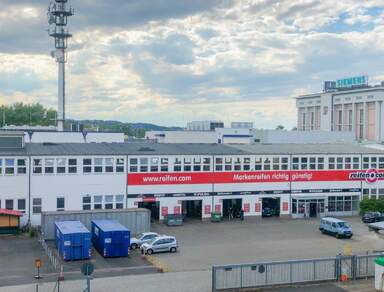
[92,219,129,232]
[55,220,90,234]
[0,142,383,156]
[296,85,384,99]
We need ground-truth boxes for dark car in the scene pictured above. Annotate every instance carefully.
[262,207,274,217]
[362,212,383,223]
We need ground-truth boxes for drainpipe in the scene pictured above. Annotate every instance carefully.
[28,156,31,227]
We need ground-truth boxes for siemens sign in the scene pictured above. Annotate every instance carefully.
[336,76,368,89]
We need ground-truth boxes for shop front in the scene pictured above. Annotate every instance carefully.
[291,196,325,219]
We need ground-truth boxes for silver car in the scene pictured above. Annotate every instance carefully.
[141,235,178,255]
[130,232,159,249]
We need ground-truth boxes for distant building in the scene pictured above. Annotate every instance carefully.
[296,76,384,142]
[231,122,254,129]
[186,120,224,131]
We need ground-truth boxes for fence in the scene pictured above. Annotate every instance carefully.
[212,253,380,291]
[39,234,62,272]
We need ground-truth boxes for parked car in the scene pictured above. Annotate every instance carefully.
[362,212,384,223]
[319,217,353,239]
[262,207,274,217]
[130,232,159,249]
[141,235,178,255]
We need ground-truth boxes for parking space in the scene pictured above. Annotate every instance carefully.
[151,216,384,272]
[0,235,157,287]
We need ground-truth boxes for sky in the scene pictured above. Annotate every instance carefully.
[0,0,384,129]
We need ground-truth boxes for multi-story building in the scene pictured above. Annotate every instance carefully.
[2,132,384,226]
[296,76,384,142]
[186,120,224,131]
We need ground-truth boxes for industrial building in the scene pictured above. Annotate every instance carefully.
[296,76,384,143]
[1,131,384,226]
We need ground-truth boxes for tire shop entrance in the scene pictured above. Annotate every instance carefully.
[262,197,280,217]
[138,201,160,221]
[222,198,242,219]
[182,200,202,220]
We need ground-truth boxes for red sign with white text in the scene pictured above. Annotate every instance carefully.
[204,205,211,215]
[243,203,250,213]
[127,169,384,185]
[173,206,181,215]
[255,203,261,213]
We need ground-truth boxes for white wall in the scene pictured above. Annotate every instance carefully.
[25,132,124,143]
[145,131,217,143]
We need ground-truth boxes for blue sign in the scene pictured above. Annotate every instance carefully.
[336,76,368,88]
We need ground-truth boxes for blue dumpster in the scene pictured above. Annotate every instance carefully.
[54,221,91,261]
[91,219,130,258]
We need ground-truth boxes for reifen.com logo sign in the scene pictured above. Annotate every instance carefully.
[349,169,384,183]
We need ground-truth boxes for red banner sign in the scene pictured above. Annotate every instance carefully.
[173,206,181,215]
[282,202,289,212]
[255,203,261,213]
[243,203,250,213]
[215,204,221,213]
[204,205,211,215]
[128,169,384,186]
[161,206,168,217]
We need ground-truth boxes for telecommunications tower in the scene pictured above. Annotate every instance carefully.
[48,0,74,131]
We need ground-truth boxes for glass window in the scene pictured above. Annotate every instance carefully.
[82,196,91,210]
[17,159,26,174]
[309,157,316,170]
[57,197,65,211]
[363,157,369,169]
[83,158,92,173]
[115,195,124,209]
[300,157,307,170]
[32,198,42,214]
[336,196,343,211]
[116,158,124,172]
[353,157,360,169]
[105,195,114,209]
[292,199,297,214]
[5,199,13,210]
[5,158,14,174]
[94,195,102,209]
[33,159,42,174]
[292,157,299,170]
[379,157,384,169]
[94,158,103,173]
[105,158,114,173]
[263,158,271,170]
[255,157,262,170]
[317,157,324,170]
[328,157,335,170]
[328,196,336,212]
[68,158,77,173]
[243,157,250,171]
[56,158,66,173]
[225,157,232,171]
[18,199,26,213]
[272,157,279,170]
[130,158,138,165]
[336,157,343,169]
[45,158,54,174]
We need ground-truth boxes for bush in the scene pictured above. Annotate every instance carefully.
[360,198,384,214]
[28,226,37,238]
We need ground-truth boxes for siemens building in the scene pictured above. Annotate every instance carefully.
[296,76,384,143]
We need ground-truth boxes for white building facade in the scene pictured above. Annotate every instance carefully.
[2,139,384,226]
[296,80,384,143]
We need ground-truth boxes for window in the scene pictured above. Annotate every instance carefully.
[105,195,114,209]
[263,157,271,170]
[243,157,250,171]
[5,158,15,174]
[82,196,91,210]
[56,158,66,173]
[254,157,262,170]
[328,157,335,170]
[18,199,26,213]
[345,157,351,170]
[105,158,114,173]
[33,159,42,174]
[203,157,211,171]
[174,157,182,172]
[317,157,324,170]
[224,157,232,171]
[68,159,77,173]
[184,157,192,171]
[328,196,336,212]
[215,157,223,171]
[363,157,369,169]
[234,157,241,171]
[116,195,124,209]
[94,195,102,209]
[336,157,343,169]
[0,159,2,175]
[281,157,288,170]
[17,159,26,174]
[94,158,103,173]
[272,157,279,170]
[129,158,138,172]
[300,157,307,170]
[116,158,124,172]
[83,159,92,173]
[309,157,316,170]
[379,157,384,169]
[371,157,377,169]
[150,157,159,172]
[5,199,13,210]
[57,197,65,211]
[32,198,42,214]
[363,189,369,199]
[45,158,54,174]
[139,157,148,172]
[379,189,384,199]
[292,157,299,170]
[160,158,168,172]
[353,157,359,169]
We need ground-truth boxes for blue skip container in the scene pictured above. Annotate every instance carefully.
[91,219,130,258]
[54,220,91,261]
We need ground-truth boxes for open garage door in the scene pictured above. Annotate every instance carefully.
[138,201,160,221]
[222,198,242,219]
[262,197,280,217]
[182,200,202,220]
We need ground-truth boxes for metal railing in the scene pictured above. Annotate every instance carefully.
[39,234,62,272]
[212,253,381,291]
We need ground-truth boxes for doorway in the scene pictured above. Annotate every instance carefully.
[309,202,317,217]
[262,197,280,217]
[222,198,242,219]
[138,201,160,221]
[181,200,202,220]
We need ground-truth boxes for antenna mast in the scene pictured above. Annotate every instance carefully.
[48,0,74,131]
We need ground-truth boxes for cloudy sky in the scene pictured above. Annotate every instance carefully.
[0,0,384,128]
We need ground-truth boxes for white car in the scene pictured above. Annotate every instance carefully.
[141,235,178,255]
[130,232,159,249]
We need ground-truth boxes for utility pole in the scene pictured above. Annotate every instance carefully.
[48,0,74,131]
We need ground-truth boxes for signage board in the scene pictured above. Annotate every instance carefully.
[336,76,368,89]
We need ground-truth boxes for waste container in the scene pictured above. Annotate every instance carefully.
[211,212,222,222]
[375,257,384,291]
[165,214,183,226]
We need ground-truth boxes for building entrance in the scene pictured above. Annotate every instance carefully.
[262,197,280,217]
[138,201,160,221]
[222,198,242,219]
[182,200,202,220]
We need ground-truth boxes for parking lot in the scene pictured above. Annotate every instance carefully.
[0,234,157,287]
[150,216,384,272]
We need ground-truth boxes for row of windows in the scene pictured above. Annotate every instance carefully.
[2,155,384,175]
[0,199,26,213]
[82,195,125,210]
[362,188,384,200]
[0,159,27,175]
[32,158,125,174]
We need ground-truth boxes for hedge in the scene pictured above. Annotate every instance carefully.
[360,198,384,214]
